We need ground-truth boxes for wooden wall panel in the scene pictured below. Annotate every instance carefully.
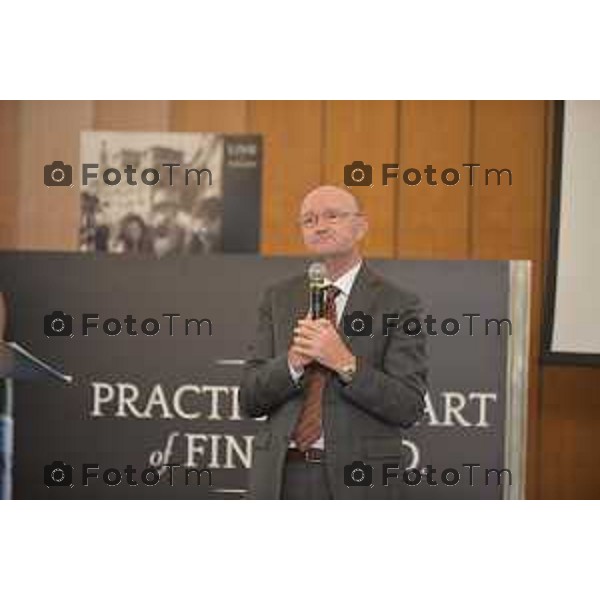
[94,100,170,131]
[472,100,548,498]
[18,101,94,250]
[249,101,322,255]
[324,101,397,258]
[539,365,600,499]
[171,101,247,132]
[472,101,547,260]
[397,100,471,258]
[0,101,19,248]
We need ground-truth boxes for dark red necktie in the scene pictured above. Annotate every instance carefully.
[292,285,340,451]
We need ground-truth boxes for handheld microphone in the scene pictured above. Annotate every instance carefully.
[308,262,327,319]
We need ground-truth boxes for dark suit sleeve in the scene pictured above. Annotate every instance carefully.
[339,294,428,428]
[239,287,305,418]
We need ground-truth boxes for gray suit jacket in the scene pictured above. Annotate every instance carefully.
[239,262,428,499]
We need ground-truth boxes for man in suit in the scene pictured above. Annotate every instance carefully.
[239,185,428,499]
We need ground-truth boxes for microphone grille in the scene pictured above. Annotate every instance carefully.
[308,262,326,283]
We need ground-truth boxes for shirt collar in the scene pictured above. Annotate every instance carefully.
[324,260,363,297]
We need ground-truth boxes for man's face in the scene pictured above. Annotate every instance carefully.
[154,205,176,228]
[299,188,367,258]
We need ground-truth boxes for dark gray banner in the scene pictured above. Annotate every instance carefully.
[0,253,510,499]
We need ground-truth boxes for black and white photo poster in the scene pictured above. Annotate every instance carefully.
[79,132,262,256]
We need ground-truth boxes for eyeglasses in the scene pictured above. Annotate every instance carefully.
[299,210,362,228]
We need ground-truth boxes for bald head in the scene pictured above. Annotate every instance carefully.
[300,185,362,214]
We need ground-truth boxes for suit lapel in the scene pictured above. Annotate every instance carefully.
[282,275,309,342]
[338,262,383,353]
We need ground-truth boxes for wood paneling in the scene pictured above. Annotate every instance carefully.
[0,101,19,248]
[472,100,548,498]
[472,101,547,260]
[94,101,170,131]
[18,101,94,250]
[324,101,397,258]
[539,365,600,498]
[397,100,471,258]
[249,101,323,255]
[171,101,247,132]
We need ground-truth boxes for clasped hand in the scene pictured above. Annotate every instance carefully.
[288,317,354,373]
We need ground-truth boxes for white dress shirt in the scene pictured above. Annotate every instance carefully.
[288,260,363,449]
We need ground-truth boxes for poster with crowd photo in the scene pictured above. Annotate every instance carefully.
[79,132,262,256]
